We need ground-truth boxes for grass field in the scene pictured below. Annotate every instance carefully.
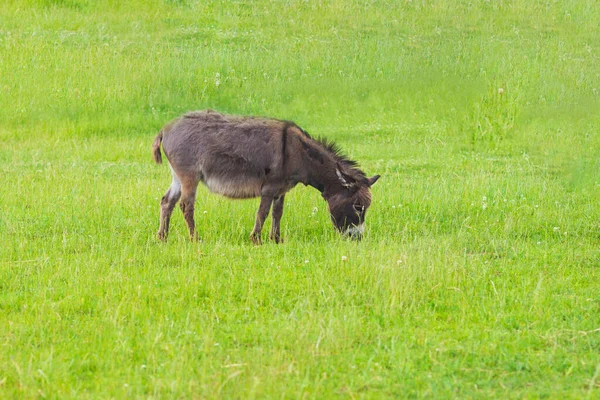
[2,0,600,398]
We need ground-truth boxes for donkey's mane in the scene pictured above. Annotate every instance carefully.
[295,124,367,182]
[315,136,359,169]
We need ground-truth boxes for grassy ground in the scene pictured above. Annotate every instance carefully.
[1,0,600,398]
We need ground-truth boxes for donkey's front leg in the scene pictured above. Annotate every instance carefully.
[250,195,273,245]
[269,195,285,243]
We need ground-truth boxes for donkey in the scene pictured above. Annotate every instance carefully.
[152,110,380,244]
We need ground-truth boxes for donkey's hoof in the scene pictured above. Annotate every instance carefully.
[157,231,168,241]
[250,233,263,245]
[270,235,284,244]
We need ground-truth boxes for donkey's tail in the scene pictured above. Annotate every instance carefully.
[152,130,163,164]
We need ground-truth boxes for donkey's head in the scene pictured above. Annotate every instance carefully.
[326,165,380,240]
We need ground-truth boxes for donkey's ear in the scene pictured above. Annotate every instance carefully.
[336,166,356,188]
[368,175,380,187]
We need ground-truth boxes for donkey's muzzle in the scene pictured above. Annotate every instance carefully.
[344,223,365,241]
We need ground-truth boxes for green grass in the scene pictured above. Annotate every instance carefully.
[1,0,600,398]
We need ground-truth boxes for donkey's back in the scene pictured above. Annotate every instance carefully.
[155,110,283,170]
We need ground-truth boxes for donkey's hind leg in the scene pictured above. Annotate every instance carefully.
[179,183,199,241]
[157,171,182,241]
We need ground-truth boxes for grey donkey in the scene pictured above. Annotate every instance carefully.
[152,110,380,244]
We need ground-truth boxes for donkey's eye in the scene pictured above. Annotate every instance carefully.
[353,204,364,213]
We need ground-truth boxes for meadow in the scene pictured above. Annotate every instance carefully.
[1,0,600,398]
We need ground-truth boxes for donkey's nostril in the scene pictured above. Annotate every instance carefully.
[343,223,365,240]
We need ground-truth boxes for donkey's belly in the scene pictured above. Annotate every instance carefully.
[204,175,262,199]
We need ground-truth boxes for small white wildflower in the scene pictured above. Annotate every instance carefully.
[304,260,309,264]
[341,256,347,261]
[392,205,396,209]
[482,196,487,201]
[498,88,504,94]
[553,227,560,232]
[396,259,402,265]
[482,203,488,210]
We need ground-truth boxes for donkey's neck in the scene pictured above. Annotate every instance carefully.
[300,146,342,199]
